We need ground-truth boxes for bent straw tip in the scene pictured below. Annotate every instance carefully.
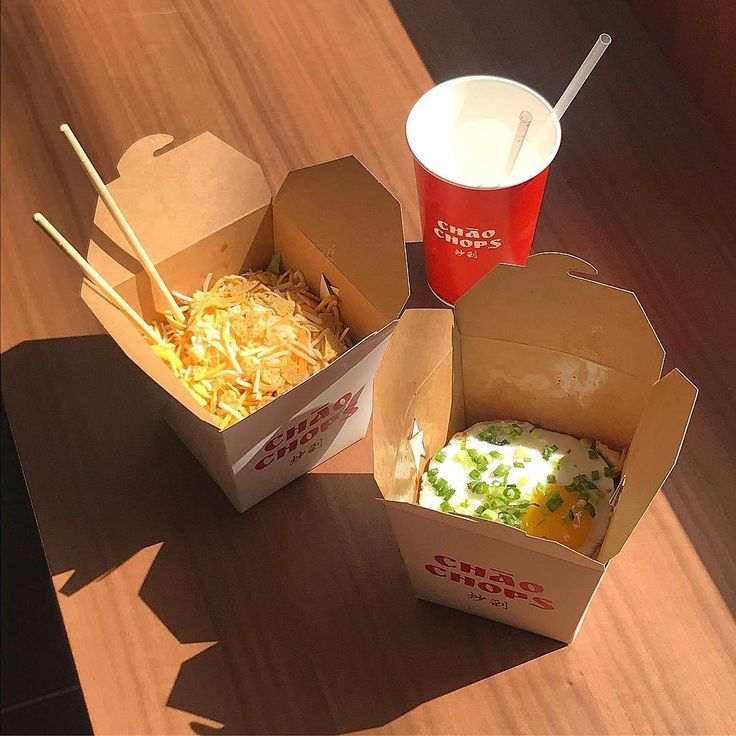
[599,33,612,45]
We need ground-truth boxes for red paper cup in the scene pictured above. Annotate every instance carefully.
[407,76,562,304]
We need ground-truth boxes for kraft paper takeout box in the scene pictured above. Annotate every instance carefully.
[373,253,697,643]
[81,132,408,512]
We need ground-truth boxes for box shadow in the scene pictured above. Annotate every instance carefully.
[2,333,560,734]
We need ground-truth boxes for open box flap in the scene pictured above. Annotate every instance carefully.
[273,156,408,329]
[454,253,664,378]
[80,132,274,426]
[373,309,458,501]
[598,369,697,563]
[383,498,603,571]
[453,253,665,448]
[86,132,272,292]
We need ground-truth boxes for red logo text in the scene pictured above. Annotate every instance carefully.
[425,554,554,610]
[254,392,360,470]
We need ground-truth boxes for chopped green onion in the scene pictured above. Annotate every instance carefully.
[546,492,564,512]
[547,474,556,484]
[524,456,533,463]
[591,469,600,481]
[266,252,282,274]
[474,481,489,495]
[490,450,502,459]
[459,499,471,509]
[490,480,502,487]
[503,485,521,500]
[604,466,615,478]
[513,461,525,469]
[440,500,454,512]
[468,448,479,458]
[542,444,558,461]
[469,468,481,480]
[579,438,593,449]
[481,509,499,520]
[588,449,599,459]
[474,504,487,516]
[493,464,510,477]
[434,450,447,462]
[584,501,597,517]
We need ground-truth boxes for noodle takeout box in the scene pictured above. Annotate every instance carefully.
[373,253,697,642]
[81,132,408,511]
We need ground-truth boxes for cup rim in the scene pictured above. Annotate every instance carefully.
[406,75,562,190]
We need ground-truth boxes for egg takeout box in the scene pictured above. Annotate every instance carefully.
[82,132,408,511]
[374,253,696,642]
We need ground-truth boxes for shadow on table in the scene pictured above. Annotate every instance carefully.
[1,334,560,735]
[4,246,732,733]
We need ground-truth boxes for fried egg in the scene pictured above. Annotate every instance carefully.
[418,420,617,558]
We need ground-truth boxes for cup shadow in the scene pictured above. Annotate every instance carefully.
[2,333,561,734]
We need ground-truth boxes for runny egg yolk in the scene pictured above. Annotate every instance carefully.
[521,484,592,552]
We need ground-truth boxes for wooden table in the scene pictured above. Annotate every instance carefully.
[2,1,735,733]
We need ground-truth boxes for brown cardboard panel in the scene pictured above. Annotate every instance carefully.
[112,209,271,321]
[273,211,385,340]
[87,133,271,291]
[459,337,651,448]
[598,369,698,563]
[273,156,408,325]
[454,253,664,384]
[373,309,455,500]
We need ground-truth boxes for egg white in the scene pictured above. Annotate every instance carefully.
[419,420,616,557]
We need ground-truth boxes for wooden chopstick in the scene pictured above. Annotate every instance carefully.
[33,212,164,346]
[59,123,185,322]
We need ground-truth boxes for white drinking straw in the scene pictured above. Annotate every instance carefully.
[553,33,612,120]
[504,110,533,178]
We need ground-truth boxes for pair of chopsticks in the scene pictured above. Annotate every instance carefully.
[33,124,184,345]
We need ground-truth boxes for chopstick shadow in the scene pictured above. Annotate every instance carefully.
[90,225,160,320]
[2,332,561,735]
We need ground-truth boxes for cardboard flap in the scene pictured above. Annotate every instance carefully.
[373,309,457,501]
[273,156,408,325]
[116,134,175,175]
[598,369,697,563]
[454,253,664,381]
[87,132,272,288]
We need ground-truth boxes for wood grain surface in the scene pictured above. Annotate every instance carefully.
[628,0,736,154]
[1,0,735,734]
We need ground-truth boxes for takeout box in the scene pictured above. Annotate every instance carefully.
[81,132,408,511]
[373,253,696,642]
